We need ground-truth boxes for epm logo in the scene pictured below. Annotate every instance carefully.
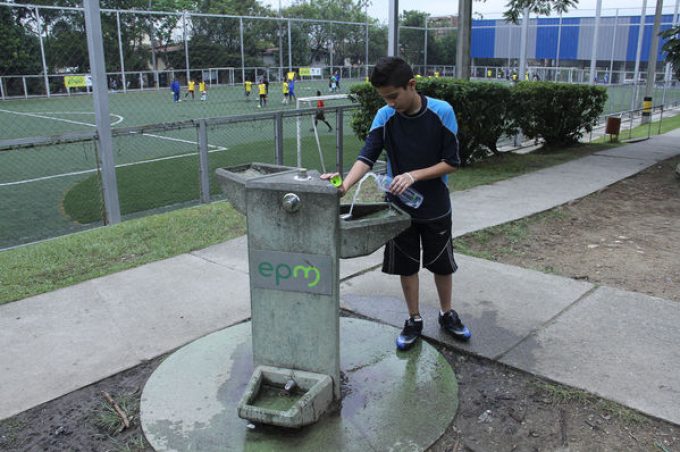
[251,250,332,295]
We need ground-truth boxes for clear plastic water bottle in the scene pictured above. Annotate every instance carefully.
[375,174,424,209]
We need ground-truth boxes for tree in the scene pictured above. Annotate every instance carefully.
[661,25,680,78]
[399,10,427,66]
[284,0,374,67]
[0,5,41,76]
[503,0,578,24]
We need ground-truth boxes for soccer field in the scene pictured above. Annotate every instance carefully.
[0,78,362,249]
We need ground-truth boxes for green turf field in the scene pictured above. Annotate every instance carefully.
[0,79,361,249]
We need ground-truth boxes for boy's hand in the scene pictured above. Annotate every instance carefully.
[391,172,416,195]
[320,173,346,195]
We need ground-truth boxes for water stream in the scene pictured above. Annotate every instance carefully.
[343,171,379,220]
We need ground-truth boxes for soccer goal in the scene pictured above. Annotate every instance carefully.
[296,93,349,173]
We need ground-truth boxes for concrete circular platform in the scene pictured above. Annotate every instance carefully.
[141,317,458,451]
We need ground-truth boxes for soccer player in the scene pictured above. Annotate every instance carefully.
[312,90,332,132]
[244,79,252,100]
[185,78,195,99]
[281,80,290,105]
[170,78,180,103]
[199,80,207,101]
[257,79,267,108]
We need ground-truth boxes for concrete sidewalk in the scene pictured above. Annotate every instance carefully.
[1,131,679,425]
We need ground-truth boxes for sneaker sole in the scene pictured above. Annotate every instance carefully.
[396,334,420,351]
[442,325,471,341]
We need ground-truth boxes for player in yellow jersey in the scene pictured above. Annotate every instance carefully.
[257,79,267,108]
[281,80,290,105]
[244,79,252,100]
[185,79,195,99]
[199,80,207,101]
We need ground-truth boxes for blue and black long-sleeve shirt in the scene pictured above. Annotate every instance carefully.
[357,94,460,222]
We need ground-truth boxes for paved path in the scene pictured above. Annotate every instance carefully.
[1,131,679,426]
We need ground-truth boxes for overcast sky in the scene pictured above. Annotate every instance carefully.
[263,0,678,22]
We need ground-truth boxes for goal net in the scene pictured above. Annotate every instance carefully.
[295,93,349,173]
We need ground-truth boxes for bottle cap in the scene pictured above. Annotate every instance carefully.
[330,174,343,188]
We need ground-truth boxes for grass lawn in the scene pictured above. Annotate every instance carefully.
[0,141,620,305]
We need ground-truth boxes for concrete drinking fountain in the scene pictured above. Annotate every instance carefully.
[140,162,460,450]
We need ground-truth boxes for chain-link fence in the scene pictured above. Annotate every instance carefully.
[0,103,360,249]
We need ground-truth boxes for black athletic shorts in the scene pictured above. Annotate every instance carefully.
[382,214,458,276]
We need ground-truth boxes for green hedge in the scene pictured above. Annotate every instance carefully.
[349,79,606,166]
[511,82,607,145]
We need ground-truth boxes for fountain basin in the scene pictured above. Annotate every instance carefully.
[339,202,411,258]
[215,163,298,214]
[237,365,334,428]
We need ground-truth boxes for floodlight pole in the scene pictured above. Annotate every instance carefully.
[642,0,665,124]
[183,11,190,83]
[116,11,127,93]
[35,7,50,98]
[388,0,398,56]
[588,0,603,84]
[519,7,529,81]
[240,18,246,83]
[83,0,121,225]
[631,0,648,111]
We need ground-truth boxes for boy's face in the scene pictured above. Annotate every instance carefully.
[376,79,419,114]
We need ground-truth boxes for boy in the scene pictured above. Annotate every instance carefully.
[244,79,252,100]
[321,57,471,350]
[311,90,332,132]
[185,78,195,99]
[257,79,267,108]
[199,80,207,101]
[281,79,290,105]
[288,78,296,103]
[170,78,180,103]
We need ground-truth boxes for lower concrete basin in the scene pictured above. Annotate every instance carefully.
[339,203,411,259]
[237,366,334,428]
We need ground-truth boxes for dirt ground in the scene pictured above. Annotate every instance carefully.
[1,156,679,452]
[457,155,680,303]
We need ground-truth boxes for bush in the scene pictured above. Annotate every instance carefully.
[349,79,606,165]
[510,82,607,145]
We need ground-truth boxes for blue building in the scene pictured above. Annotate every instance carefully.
[471,14,677,66]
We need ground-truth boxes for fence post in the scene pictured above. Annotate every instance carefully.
[197,120,211,203]
[0,77,4,100]
[84,0,121,224]
[275,112,284,165]
[336,108,344,176]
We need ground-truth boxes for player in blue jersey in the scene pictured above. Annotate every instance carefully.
[322,57,471,350]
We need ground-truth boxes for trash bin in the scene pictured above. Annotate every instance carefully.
[605,116,621,136]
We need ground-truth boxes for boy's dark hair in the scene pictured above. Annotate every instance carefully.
[370,57,414,88]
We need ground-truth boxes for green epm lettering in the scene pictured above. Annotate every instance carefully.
[293,265,320,288]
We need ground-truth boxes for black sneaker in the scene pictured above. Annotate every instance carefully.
[439,309,471,341]
[396,316,423,350]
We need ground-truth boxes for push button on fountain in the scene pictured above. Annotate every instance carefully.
[282,193,301,213]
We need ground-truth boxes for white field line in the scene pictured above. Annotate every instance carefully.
[0,108,229,187]
[0,146,230,187]
[0,108,124,127]
[0,108,226,149]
